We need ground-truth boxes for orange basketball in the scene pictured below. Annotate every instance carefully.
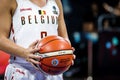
[35,35,74,75]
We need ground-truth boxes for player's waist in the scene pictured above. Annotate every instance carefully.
[10,56,30,64]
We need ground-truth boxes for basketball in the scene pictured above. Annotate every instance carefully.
[35,35,74,75]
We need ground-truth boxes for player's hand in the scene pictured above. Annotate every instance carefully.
[25,40,42,69]
[71,47,76,65]
[71,54,76,65]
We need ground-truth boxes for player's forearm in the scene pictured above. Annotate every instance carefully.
[0,37,27,59]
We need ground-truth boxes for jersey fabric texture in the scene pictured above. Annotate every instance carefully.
[10,0,59,63]
[5,0,63,80]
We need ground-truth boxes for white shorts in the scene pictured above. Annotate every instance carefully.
[4,63,63,80]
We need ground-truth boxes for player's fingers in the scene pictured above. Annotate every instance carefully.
[71,60,74,65]
[26,55,40,64]
[29,58,40,64]
[31,54,42,60]
[34,52,43,60]
[72,47,75,52]
[30,47,40,53]
[26,54,41,62]
[29,40,39,47]
[27,43,40,53]
[73,54,76,60]
[72,54,76,60]
[71,55,75,65]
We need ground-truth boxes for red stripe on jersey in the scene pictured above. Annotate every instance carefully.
[11,26,14,34]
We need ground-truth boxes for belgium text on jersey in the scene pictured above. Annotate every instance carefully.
[21,15,58,25]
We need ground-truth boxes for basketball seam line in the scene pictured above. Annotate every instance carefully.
[35,50,73,58]
[41,54,73,58]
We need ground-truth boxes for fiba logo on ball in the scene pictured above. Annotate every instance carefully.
[51,59,59,66]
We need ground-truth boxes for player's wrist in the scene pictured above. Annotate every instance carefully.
[22,49,30,60]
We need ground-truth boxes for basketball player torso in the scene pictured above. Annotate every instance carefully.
[10,0,60,63]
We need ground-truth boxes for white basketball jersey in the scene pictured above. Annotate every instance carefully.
[9,0,60,63]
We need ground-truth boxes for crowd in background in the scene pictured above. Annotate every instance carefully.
[61,0,120,79]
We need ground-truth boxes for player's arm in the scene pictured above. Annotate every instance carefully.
[0,0,40,64]
[55,0,70,42]
[0,0,27,59]
[56,0,76,61]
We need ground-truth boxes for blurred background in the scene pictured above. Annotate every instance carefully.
[0,0,120,80]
